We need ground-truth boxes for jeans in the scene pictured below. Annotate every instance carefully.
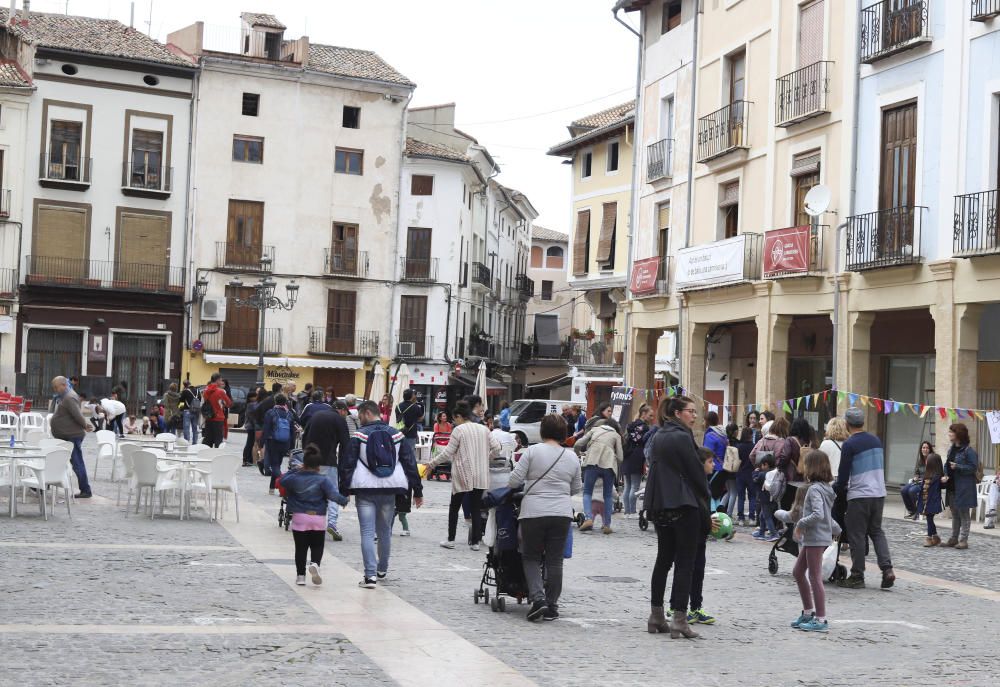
[926,513,937,537]
[757,501,779,536]
[735,472,756,520]
[793,545,826,618]
[68,435,91,494]
[112,415,124,437]
[723,478,738,516]
[318,466,340,531]
[266,441,289,489]
[845,497,893,576]
[292,530,325,576]
[448,489,483,544]
[900,482,920,514]
[582,465,615,526]
[183,410,200,444]
[650,506,702,612]
[356,493,395,578]
[520,516,571,607]
[623,472,642,515]
[202,420,224,448]
[950,506,971,542]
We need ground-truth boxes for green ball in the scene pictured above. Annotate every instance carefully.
[711,512,734,539]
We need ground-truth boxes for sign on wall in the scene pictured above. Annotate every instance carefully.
[610,386,635,425]
[763,226,811,277]
[88,334,106,362]
[629,256,660,295]
[674,235,749,289]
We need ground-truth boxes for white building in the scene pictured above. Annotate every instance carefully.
[167,12,413,396]
[1,7,195,410]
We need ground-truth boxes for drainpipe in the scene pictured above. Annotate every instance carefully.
[391,90,413,367]
[181,67,199,369]
[612,5,642,388]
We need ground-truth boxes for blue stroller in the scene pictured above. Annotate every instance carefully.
[475,487,530,613]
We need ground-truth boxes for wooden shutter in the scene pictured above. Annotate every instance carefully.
[331,223,358,274]
[326,289,356,353]
[35,205,87,278]
[657,203,671,231]
[399,295,427,356]
[798,0,824,67]
[595,202,617,264]
[406,227,432,279]
[573,210,590,276]
[223,285,258,350]
[879,102,917,210]
[226,200,264,267]
[117,212,169,287]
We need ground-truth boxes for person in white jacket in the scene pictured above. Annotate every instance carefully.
[574,419,623,534]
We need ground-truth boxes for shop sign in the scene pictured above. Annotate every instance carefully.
[266,366,300,381]
[88,334,107,362]
[610,386,635,424]
[763,225,811,277]
[435,389,448,406]
[629,256,660,294]
[675,235,749,289]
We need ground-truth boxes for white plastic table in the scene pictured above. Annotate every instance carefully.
[162,455,213,520]
[0,448,45,517]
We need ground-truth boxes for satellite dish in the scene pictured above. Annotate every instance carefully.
[804,185,831,217]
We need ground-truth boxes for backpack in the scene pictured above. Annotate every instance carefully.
[723,445,741,473]
[272,408,291,443]
[200,394,215,420]
[360,425,400,478]
[395,403,414,433]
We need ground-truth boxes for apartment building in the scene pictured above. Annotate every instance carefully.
[1,8,195,410]
[548,100,634,411]
[168,13,413,396]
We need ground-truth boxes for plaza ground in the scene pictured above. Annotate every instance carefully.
[3,435,998,687]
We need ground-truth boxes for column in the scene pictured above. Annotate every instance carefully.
[848,311,875,425]
[683,318,710,406]
[628,327,655,396]
[756,313,791,411]
[933,300,982,442]
[829,273,852,395]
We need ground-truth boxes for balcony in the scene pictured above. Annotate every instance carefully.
[399,257,438,282]
[39,154,91,190]
[646,139,674,182]
[201,24,302,63]
[23,255,185,295]
[515,274,534,301]
[697,101,751,162]
[216,242,275,272]
[395,332,434,359]
[468,337,492,358]
[675,233,764,290]
[307,327,380,357]
[775,61,832,127]
[0,267,16,299]
[846,206,925,271]
[972,0,1000,21]
[0,188,10,217]
[494,345,520,367]
[859,0,930,64]
[763,225,826,279]
[323,249,369,278]
[954,190,999,257]
[631,256,671,298]
[121,161,172,198]
[202,327,282,355]
[571,335,624,368]
[522,337,571,362]
[472,261,491,288]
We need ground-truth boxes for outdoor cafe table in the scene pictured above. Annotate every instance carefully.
[119,437,174,451]
[0,448,45,517]
[161,454,213,520]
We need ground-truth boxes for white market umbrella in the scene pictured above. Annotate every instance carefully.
[473,360,487,401]
[391,362,411,410]
[369,361,386,404]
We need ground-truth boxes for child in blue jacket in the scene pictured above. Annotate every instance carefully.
[916,453,944,547]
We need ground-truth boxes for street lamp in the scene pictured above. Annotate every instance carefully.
[227,275,299,387]
[194,276,209,301]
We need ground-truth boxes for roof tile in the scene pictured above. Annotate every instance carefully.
[532,225,568,243]
[0,59,31,87]
[308,43,414,87]
[570,100,636,129]
[241,12,286,30]
[405,137,469,162]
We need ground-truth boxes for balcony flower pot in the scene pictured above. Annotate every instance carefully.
[167,285,183,294]
[82,278,101,288]
[53,276,73,285]
[613,351,624,366]
[25,274,45,285]
[112,280,129,289]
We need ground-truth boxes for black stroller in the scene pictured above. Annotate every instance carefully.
[275,449,304,531]
[475,487,530,613]
[767,490,848,581]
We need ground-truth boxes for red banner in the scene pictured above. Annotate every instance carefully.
[763,225,811,277]
[630,256,660,294]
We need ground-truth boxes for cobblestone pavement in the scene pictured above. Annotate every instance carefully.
[5,436,998,686]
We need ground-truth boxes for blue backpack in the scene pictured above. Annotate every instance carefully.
[360,425,399,478]
[272,408,291,443]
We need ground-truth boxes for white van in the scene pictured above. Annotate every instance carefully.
[507,399,572,445]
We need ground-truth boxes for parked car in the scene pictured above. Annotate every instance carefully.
[507,399,572,445]
[194,385,249,428]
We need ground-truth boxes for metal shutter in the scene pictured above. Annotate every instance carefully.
[791,151,822,178]
[798,0,824,67]
[573,209,590,275]
[36,205,87,278]
[595,202,617,264]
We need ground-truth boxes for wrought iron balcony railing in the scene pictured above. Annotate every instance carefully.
[395,332,434,358]
[775,61,832,127]
[646,138,673,182]
[122,161,172,194]
[859,0,930,64]
[954,190,999,257]
[516,274,534,301]
[472,261,491,288]
[570,335,624,367]
[307,327,380,356]
[846,206,925,270]
[697,101,751,162]
[0,267,16,298]
[23,255,185,294]
[201,327,282,354]
[972,0,1000,21]
[216,242,275,272]
[399,257,438,282]
[39,154,92,185]
[323,249,369,278]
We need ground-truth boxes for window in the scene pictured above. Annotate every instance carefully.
[411,174,433,195]
[607,140,620,172]
[399,295,428,356]
[657,203,671,280]
[661,96,675,140]
[48,120,83,180]
[541,280,554,301]
[325,290,357,354]
[596,202,617,270]
[330,222,359,274]
[573,210,591,276]
[662,0,682,33]
[581,151,593,178]
[242,93,259,117]
[798,0,825,68]
[727,50,746,104]
[880,102,917,211]
[225,199,264,269]
[530,246,543,268]
[545,246,564,269]
[791,151,821,226]
[335,148,363,175]
[720,181,739,239]
[342,105,361,129]
[405,227,433,279]
[233,135,264,163]
[129,129,164,189]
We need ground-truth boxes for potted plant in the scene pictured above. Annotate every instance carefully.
[603,327,617,343]
[613,351,625,365]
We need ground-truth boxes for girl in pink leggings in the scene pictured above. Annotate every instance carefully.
[790,450,841,633]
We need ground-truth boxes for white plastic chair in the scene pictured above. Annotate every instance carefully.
[0,411,17,440]
[22,429,45,446]
[975,477,993,522]
[94,429,117,478]
[38,438,73,452]
[18,449,73,520]
[127,450,180,519]
[116,443,141,506]
[19,411,45,433]
[155,432,177,448]
[0,460,14,515]
[189,453,241,522]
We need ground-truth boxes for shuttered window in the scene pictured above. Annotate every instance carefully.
[35,204,88,278]
[130,129,163,188]
[573,209,590,276]
[798,0,824,67]
[411,174,433,195]
[326,290,357,354]
[530,246,543,268]
[880,102,917,210]
[596,202,617,268]
[330,222,358,274]
[49,121,83,180]
[399,295,427,356]
[118,212,169,287]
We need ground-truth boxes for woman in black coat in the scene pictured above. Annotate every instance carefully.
[643,395,712,639]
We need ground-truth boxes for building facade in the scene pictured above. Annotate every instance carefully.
[2,9,195,411]
[548,101,635,412]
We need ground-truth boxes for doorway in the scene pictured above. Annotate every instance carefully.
[111,334,166,414]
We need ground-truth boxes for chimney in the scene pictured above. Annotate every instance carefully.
[20,0,28,25]
[8,1,14,25]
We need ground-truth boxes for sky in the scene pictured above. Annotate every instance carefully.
[26,0,639,232]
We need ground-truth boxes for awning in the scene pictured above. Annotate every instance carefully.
[449,373,507,395]
[203,354,363,370]
[534,315,562,358]
[524,372,572,390]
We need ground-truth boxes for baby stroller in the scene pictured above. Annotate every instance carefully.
[275,449,304,531]
[427,432,452,481]
[475,487,530,613]
[767,525,848,582]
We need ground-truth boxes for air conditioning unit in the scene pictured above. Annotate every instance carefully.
[396,341,416,357]
[201,297,227,322]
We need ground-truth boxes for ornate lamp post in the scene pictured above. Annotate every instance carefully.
[228,259,298,388]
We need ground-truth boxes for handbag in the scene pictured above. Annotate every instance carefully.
[723,445,741,473]
[522,448,566,498]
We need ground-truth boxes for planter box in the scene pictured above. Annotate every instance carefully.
[167,285,183,294]
[25,274,46,285]
[82,279,101,288]
[112,280,128,289]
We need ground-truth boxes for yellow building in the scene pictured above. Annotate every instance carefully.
[548,101,635,411]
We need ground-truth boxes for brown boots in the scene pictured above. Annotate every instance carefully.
[942,538,958,547]
[647,606,670,634]
[669,609,699,639]
[923,535,940,547]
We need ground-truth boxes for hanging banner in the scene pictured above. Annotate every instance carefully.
[629,256,661,295]
[675,235,750,289]
[610,386,636,425]
[763,225,811,277]
[987,411,1000,444]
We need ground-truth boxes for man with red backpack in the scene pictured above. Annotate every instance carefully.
[201,373,232,448]
[339,400,423,589]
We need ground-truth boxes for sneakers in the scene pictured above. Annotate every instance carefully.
[881,568,896,589]
[399,529,411,537]
[470,543,481,551]
[295,575,306,586]
[327,527,342,542]
[765,533,781,542]
[798,618,829,633]
[268,489,275,496]
[737,518,747,527]
[791,612,814,628]
[526,600,547,622]
[358,577,377,589]
[543,606,559,621]
[579,519,594,532]
[955,541,968,550]
[75,492,92,499]
[376,571,388,582]
[687,608,715,625]
[308,563,322,586]
[439,540,456,549]
[836,574,865,589]
[601,525,613,535]
[751,531,766,540]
